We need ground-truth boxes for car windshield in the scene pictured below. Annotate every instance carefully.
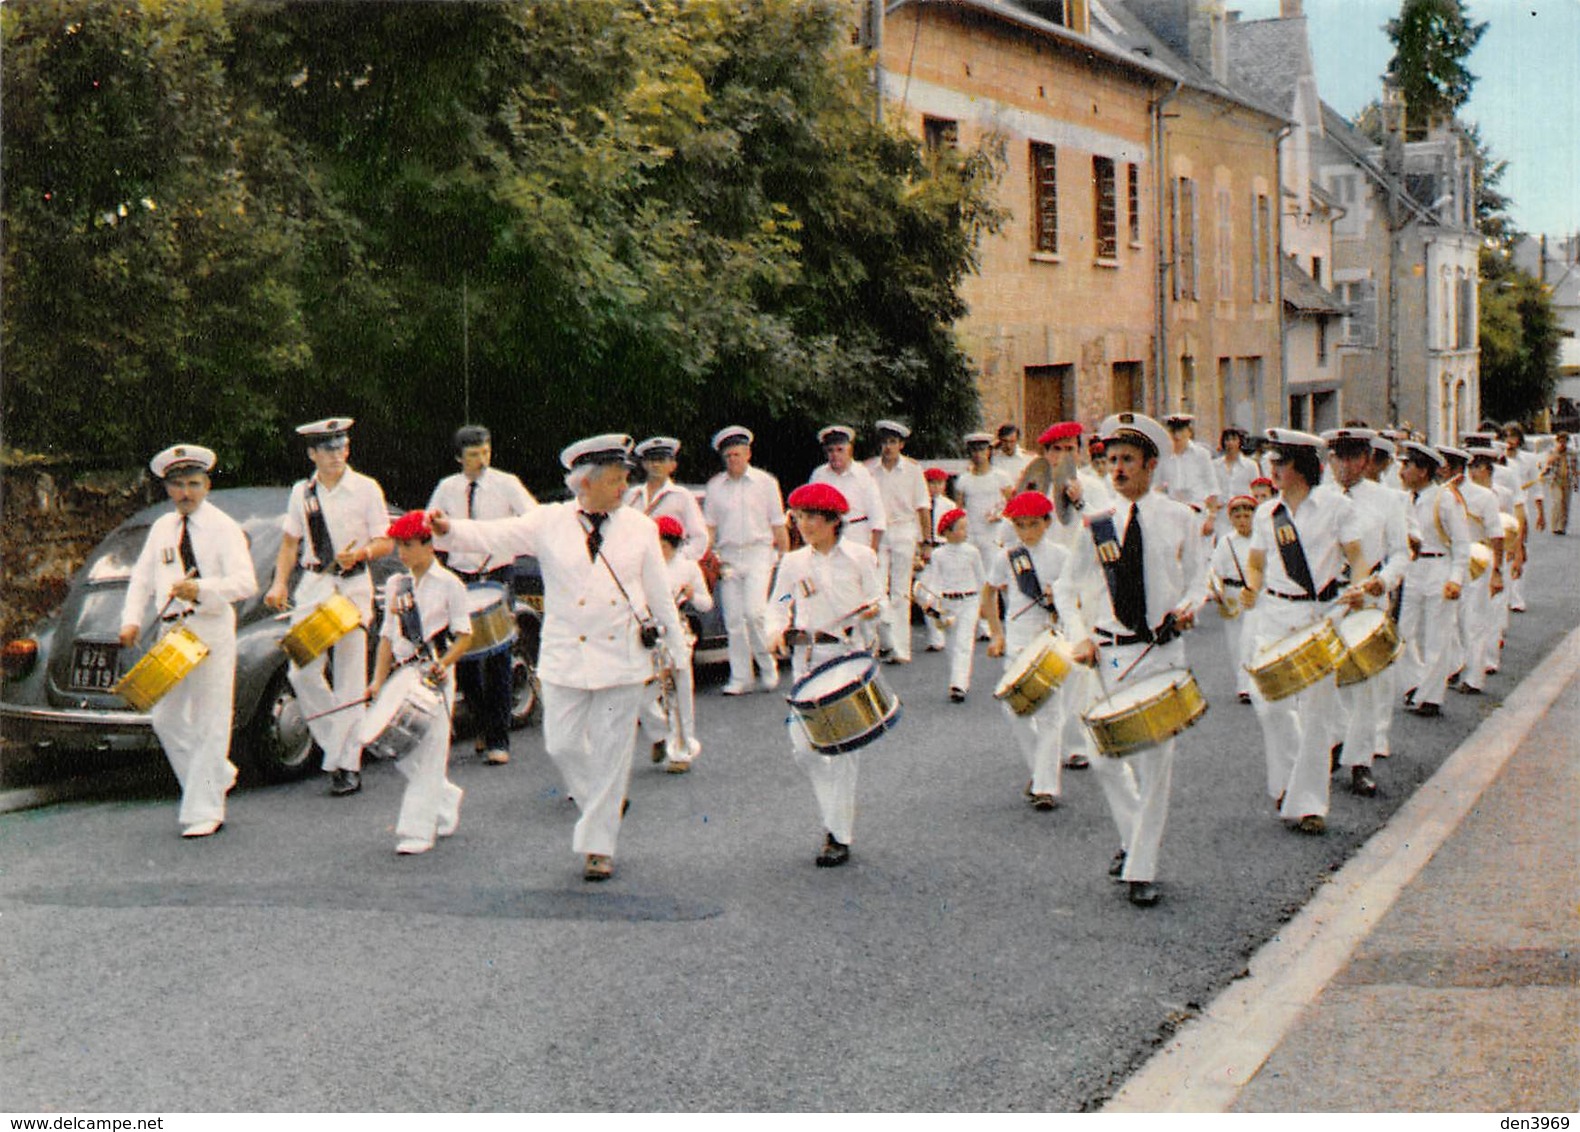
[82,525,151,585]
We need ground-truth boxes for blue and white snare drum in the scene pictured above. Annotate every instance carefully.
[463,582,517,659]
[786,653,901,755]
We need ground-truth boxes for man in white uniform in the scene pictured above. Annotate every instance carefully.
[264,418,393,796]
[432,434,686,882]
[703,426,789,695]
[1442,446,1504,698]
[119,445,257,838]
[627,436,709,561]
[428,424,537,765]
[1395,442,1470,719]
[865,420,930,664]
[1501,423,1544,613]
[1054,413,1206,906]
[990,423,1034,484]
[957,431,1013,637]
[810,425,884,553]
[1155,414,1220,539]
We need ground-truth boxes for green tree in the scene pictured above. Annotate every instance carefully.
[1479,248,1561,424]
[1385,0,1486,132]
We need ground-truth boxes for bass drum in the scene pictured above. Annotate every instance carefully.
[786,653,901,755]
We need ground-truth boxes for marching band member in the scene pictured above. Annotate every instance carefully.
[1213,426,1259,508]
[1321,428,1410,795]
[1240,429,1370,834]
[118,445,257,838]
[914,507,984,701]
[638,516,711,773]
[1464,445,1516,691]
[703,427,789,696]
[1054,413,1206,906]
[957,432,1014,638]
[368,511,472,855]
[432,434,686,883]
[1501,423,1543,612]
[1156,414,1220,539]
[1208,495,1258,704]
[984,491,1071,811]
[1394,442,1470,719]
[628,436,709,561]
[264,418,392,797]
[1444,446,1504,698]
[921,466,957,652]
[766,483,883,868]
[990,422,1034,484]
[865,420,931,665]
[1088,438,1109,480]
[1250,476,1276,506]
[811,425,884,553]
[428,424,537,766]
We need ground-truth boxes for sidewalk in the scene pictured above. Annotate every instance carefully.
[1107,626,1580,1113]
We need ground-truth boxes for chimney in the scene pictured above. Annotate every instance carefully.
[1281,0,1303,17]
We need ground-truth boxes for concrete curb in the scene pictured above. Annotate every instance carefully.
[1103,624,1580,1113]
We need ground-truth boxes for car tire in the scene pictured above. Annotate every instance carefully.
[240,667,320,782]
[510,613,542,728]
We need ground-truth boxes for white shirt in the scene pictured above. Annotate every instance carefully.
[768,539,882,641]
[1055,492,1207,643]
[379,563,472,665]
[1325,478,1410,590]
[926,490,958,542]
[1250,488,1363,598]
[282,468,389,570]
[810,461,885,541]
[625,479,709,561]
[991,446,1033,484]
[1408,482,1472,585]
[987,536,1070,654]
[704,465,785,550]
[1155,442,1218,509]
[865,456,930,544]
[955,467,1012,542]
[122,501,257,627]
[1213,453,1259,502]
[663,553,713,614]
[1209,530,1254,588]
[428,467,537,574]
[1458,479,1503,546]
[444,503,685,690]
[917,540,985,598]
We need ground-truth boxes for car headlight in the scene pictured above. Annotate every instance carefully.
[2,638,39,680]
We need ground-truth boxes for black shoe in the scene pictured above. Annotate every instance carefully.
[1030,792,1059,811]
[1065,753,1090,770]
[1454,683,1483,696]
[1127,881,1160,906]
[1447,669,1461,687]
[622,797,631,816]
[1237,691,1252,705]
[1410,701,1442,718]
[1403,687,1417,707]
[1351,766,1378,796]
[329,769,361,796]
[1330,743,1344,773]
[815,833,850,868]
[949,687,966,703]
[1109,849,1127,879]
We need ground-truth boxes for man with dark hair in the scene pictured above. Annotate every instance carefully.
[1394,442,1470,719]
[1240,429,1370,834]
[428,424,537,765]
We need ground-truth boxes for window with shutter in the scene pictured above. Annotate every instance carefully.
[1093,157,1117,260]
[1031,143,1059,254]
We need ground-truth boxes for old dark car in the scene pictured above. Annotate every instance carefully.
[0,487,542,782]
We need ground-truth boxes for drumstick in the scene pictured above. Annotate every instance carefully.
[154,567,200,622]
[303,691,375,722]
[334,540,361,575]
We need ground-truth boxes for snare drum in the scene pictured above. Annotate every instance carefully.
[1247,618,1343,702]
[1333,608,1402,687]
[1467,543,1493,581]
[786,654,901,755]
[113,625,210,712]
[280,594,362,666]
[993,630,1073,716]
[1500,512,1520,540]
[463,582,517,658]
[1083,668,1206,757]
[356,666,444,760]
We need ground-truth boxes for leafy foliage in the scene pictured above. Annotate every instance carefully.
[1384,0,1486,131]
[1479,247,1561,425]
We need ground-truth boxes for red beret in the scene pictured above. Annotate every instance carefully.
[923,467,950,483]
[1250,476,1275,489]
[388,510,433,541]
[1089,439,1106,456]
[937,507,966,535]
[1226,494,1257,510]
[787,482,849,514]
[655,516,684,540]
[1037,421,1083,445]
[1002,491,1054,519]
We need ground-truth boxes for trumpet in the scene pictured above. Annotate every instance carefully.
[652,638,689,762]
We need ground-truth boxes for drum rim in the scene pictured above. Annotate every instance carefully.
[788,653,879,708]
[464,580,510,600]
[804,702,902,755]
[1087,666,1195,714]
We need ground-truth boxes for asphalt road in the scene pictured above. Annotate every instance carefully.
[3,530,1576,1112]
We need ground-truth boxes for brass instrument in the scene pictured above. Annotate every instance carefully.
[652,637,689,762]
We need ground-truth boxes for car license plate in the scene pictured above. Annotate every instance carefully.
[69,641,122,692]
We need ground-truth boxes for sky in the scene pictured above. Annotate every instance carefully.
[1231,0,1580,240]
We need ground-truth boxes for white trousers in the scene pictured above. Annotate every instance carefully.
[1338,662,1392,766]
[389,672,461,846]
[1000,698,1064,796]
[1249,597,1338,819]
[1086,637,1184,884]
[149,613,239,827]
[541,680,649,858]
[938,595,979,691]
[1397,559,1458,708]
[639,639,701,761]
[287,571,373,772]
[876,537,917,661]
[716,544,777,686]
[1458,573,1497,690]
[1058,663,1099,762]
[786,645,862,843]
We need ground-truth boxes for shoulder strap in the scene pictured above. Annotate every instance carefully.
[394,575,425,648]
[303,480,337,568]
[1271,502,1317,599]
[1086,511,1128,614]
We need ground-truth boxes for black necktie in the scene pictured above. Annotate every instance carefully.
[466,480,478,519]
[1115,505,1147,637]
[178,516,200,577]
[585,512,607,562]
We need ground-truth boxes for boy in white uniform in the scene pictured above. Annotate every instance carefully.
[956,432,1013,638]
[1208,495,1257,704]
[767,483,884,868]
[921,467,957,651]
[119,445,257,838]
[639,515,712,772]
[915,508,984,701]
[367,511,473,855]
[985,492,1071,811]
